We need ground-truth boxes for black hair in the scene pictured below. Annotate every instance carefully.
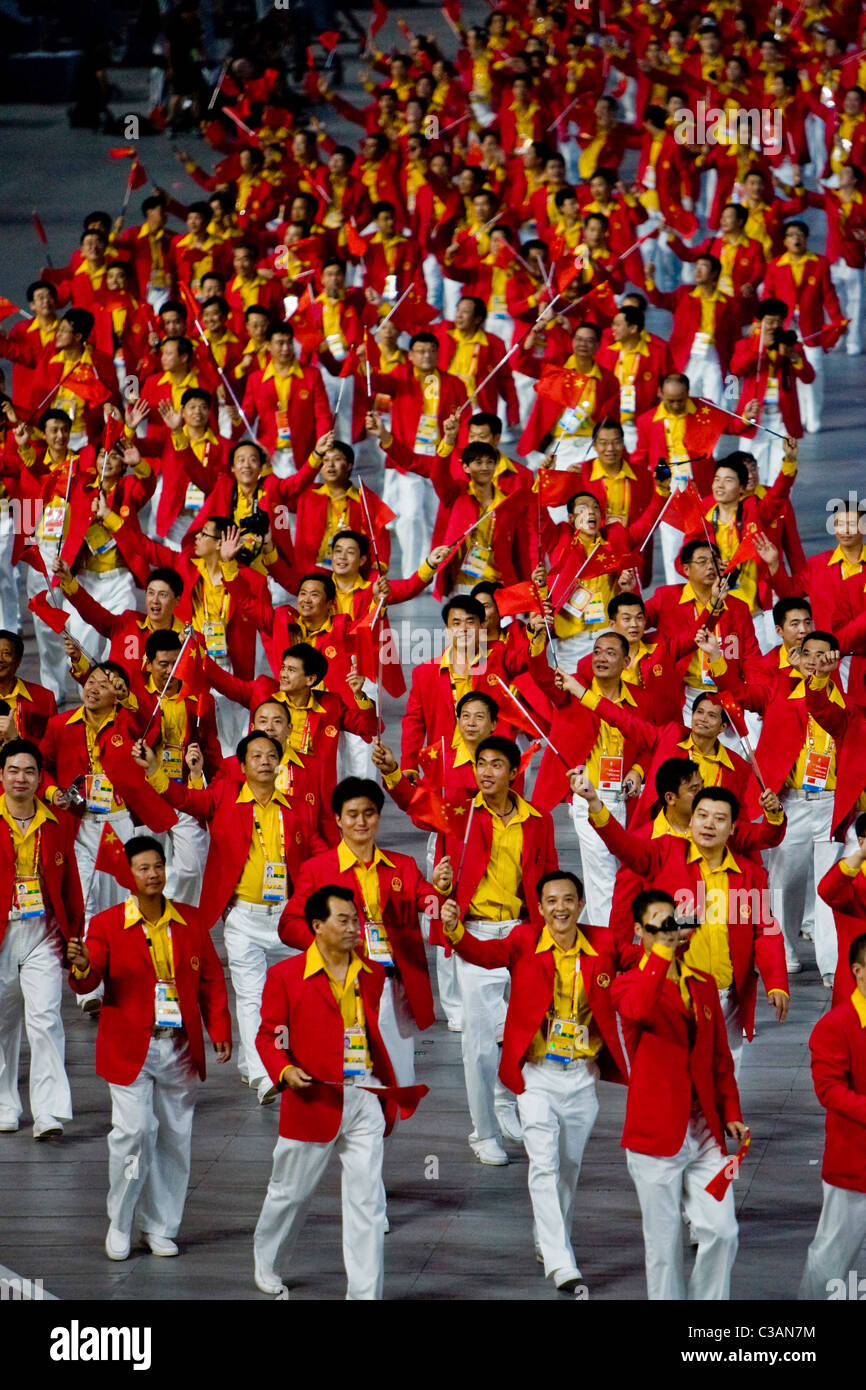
[0,737,42,771]
[475,735,520,771]
[537,870,584,900]
[236,731,282,763]
[456,691,499,721]
[146,568,184,599]
[305,884,356,928]
[283,642,328,684]
[331,777,385,816]
[124,834,166,865]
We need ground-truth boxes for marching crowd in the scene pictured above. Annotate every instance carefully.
[2,0,866,1303]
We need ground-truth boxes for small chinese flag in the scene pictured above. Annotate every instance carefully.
[663,484,705,534]
[442,0,462,23]
[339,346,359,378]
[536,468,584,508]
[0,296,20,322]
[371,0,389,35]
[345,222,369,258]
[31,212,49,246]
[417,743,444,785]
[64,365,112,406]
[579,546,641,581]
[494,580,543,618]
[94,822,137,891]
[108,146,137,158]
[318,30,341,51]
[102,413,125,455]
[28,589,68,633]
[705,1133,751,1202]
[518,739,542,775]
[174,640,207,697]
[536,367,589,410]
[723,522,759,572]
[128,160,148,191]
[407,783,472,836]
[718,690,749,740]
[818,316,849,350]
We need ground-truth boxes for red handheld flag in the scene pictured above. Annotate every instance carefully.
[318,30,341,50]
[108,146,137,158]
[579,546,641,581]
[705,1134,751,1202]
[339,346,359,379]
[371,0,388,35]
[818,316,849,350]
[174,640,207,697]
[442,0,462,23]
[536,367,590,410]
[494,580,543,618]
[345,222,369,258]
[28,589,68,633]
[518,738,542,775]
[663,485,705,534]
[128,160,148,192]
[94,823,137,892]
[0,296,21,322]
[31,212,49,245]
[723,522,759,572]
[64,365,112,406]
[536,468,585,508]
[718,691,749,740]
[407,783,472,836]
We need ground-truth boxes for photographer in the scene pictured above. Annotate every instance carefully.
[730,299,814,485]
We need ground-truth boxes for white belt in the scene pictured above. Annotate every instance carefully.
[464,918,521,939]
[784,788,834,801]
[80,567,130,581]
[532,1056,594,1074]
[228,898,285,916]
[83,808,128,823]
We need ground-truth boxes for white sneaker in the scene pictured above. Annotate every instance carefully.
[470,1137,509,1165]
[105,1225,131,1261]
[786,957,802,974]
[143,1233,179,1257]
[257,1079,278,1106]
[446,1020,462,1033]
[254,1254,287,1297]
[822,973,835,989]
[554,1267,583,1291]
[0,1116,18,1133]
[33,1117,63,1140]
[497,1105,523,1144]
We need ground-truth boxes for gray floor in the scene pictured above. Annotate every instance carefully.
[0,9,864,1301]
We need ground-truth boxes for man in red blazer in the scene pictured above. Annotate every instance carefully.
[441,870,633,1293]
[643,254,740,407]
[0,631,57,747]
[436,736,558,1164]
[0,739,83,1139]
[67,835,231,1261]
[572,770,789,1070]
[613,888,747,1301]
[279,776,450,1085]
[135,729,326,1105]
[518,322,621,466]
[729,301,814,485]
[818,823,866,1007]
[761,220,843,433]
[800,929,866,1299]
[253,884,408,1299]
[241,322,333,475]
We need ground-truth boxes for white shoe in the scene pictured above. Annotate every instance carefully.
[822,973,835,989]
[554,1267,583,1292]
[470,1137,509,1165]
[786,957,802,974]
[78,997,101,1016]
[143,1233,179,1257]
[240,1074,250,1086]
[0,1117,18,1133]
[33,1117,63,1140]
[105,1225,131,1261]
[799,928,813,941]
[446,1020,462,1033]
[254,1254,287,1297]
[497,1105,523,1144]
[257,1079,278,1106]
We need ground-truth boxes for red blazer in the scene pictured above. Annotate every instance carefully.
[433,324,519,425]
[532,679,656,813]
[152,432,233,536]
[256,949,400,1141]
[442,797,558,931]
[643,585,762,691]
[451,922,633,1094]
[369,364,467,457]
[643,282,741,378]
[114,226,177,302]
[277,479,393,576]
[818,863,866,1009]
[593,811,788,1039]
[761,252,842,339]
[279,847,439,1029]
[809,994,866,1193]
[631,399,751,496]
[669,233,765,305]
[0,803,83,950]
[612,949,741,1157]
[69,899,231,1084]
[595,337,674,420]
[730,334,814,441]
[242,363,333,463]
[774,547,866,634]
[155,774,328,930]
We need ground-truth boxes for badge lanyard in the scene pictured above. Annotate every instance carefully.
[84,722,114,812]
[343,979,368,1077]
[145,922,183,1027]
[13,825,44,918]
[254,806,287,901]
[160,693,188,782]
[357,871,394,966]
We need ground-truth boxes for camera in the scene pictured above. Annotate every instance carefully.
[63,775,87,813]
[654,459,672,482]
[236,508,269,565]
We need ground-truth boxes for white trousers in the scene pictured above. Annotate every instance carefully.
[514,369,540,435]
[377,974,415,1087]
[719,988,744,1079]
[74,568,138,652]
[752,404,787,487]
[337,729,374,781]
[571,791,627,927]
[799,1181,866,1299]
[0,917,71,1125]
[684,347,723,407]
[798,343,824,432]
[627,1112,739,1300]
[660,520,687,587]
[106,1033,199,1237]
[0,502,21,633]
[223,901,294,1087]
[422,253,444,313]
[427,832,462,1028]
[323,369,354,443]
[254,1082,387,1299]
[766,793,840,975]
[517,1059,599,1279]
[554,629,598,673]
[455,919,520,1142]
[381,469,435,578]
[831,260,864,356]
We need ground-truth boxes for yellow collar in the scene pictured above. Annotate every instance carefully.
[0,796,56,832]
[0,677,33,704]
[337,840,395,873]
[123,895,185,929]
[303,940,370,981]
[686,840,740,874]
[262,360,303,381]
[473,791,540,821]
[678,734,735,770]
[590,675,637,707]
[67,707,115,731]
[535,925,597,957]
[776,251,817,267]
[590,457,637,482]
[788,679,845,704]
[828,544,866,567]
[852,988,866,1028]
[653,399,697,422]
[236,784,291,808]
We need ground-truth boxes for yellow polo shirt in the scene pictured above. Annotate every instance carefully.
[681,841,737,990]
[234,785,291,904]
[468,793,539,921]
[528,926,602,1061]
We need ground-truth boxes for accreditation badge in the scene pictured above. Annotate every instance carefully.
[802,752,831,792]
[545,1016,580,1064]
[14,877,44,919]
[85,774,114,814]
[598,756,624,791]
[161,744,184,782]
[203,619,228,658]
[262,860,287,902]
[364,922,394,967]
[154,981,183,1027]
[343,1026,368,1077]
